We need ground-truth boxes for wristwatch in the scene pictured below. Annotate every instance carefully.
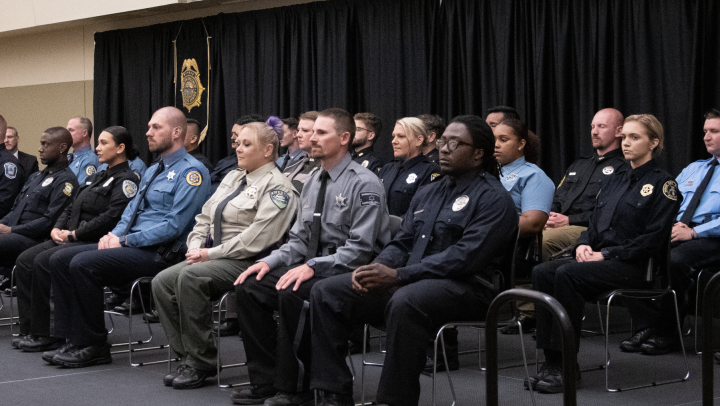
[306,259,317,270]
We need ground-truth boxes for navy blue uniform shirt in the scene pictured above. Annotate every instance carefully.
[378,154,441,216]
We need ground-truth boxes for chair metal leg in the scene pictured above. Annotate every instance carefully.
[0,267,20,332]
[605,291,689,392]
[695,270,704,355]
[216,292,249,388]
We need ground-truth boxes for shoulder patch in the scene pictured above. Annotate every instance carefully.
[360,192,381,206]
[63,182,74,197]
[4,162,17,179]
[430,173,441,181]
[270,190,290,209]
[662,180,678,201]
[123,180,138,198]
[86,165,96,176]
[186,171,202,186]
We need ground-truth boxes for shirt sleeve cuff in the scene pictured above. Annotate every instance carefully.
[207,246,223,260]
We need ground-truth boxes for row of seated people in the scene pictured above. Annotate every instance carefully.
[1,104,718,406]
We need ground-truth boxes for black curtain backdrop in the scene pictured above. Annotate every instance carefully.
[94,0,720,182]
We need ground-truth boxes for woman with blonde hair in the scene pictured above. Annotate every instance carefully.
[527,114,681,394]
[378,117,441,216]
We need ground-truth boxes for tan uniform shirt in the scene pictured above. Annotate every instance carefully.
[187,161,298,260]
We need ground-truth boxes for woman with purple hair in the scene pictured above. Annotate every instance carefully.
[151,116,300,389]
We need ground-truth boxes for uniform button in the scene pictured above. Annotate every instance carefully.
[447,219,451,222]
[609,227,612,230]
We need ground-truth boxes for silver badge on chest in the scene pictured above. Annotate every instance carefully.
[602,166,614,175]
[452,195,470,211]
[245,186,258,199]
[406,173,417,184]
[42,177,54,187]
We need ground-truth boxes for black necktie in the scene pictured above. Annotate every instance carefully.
[123,161,164,236]
[280,154,291,172]
[406,180,453,265]
[212,177,247,246]
[305,171,329,262]
[680,159,719,225]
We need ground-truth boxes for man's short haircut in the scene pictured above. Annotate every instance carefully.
[0,114,6,135]
[234,114,264,126]
[705,109,720,120]
[7,126,18,137]
[417,114,446,137]
[299,111,319,122]
[282,117,299,131]
[353,112,382,145]
[186,118,201,130]
[487,106,521,122]
[318,108,356,146]
[45,126,73,154]
[73,116,94,140]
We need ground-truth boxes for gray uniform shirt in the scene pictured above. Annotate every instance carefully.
[263,152,391,277]
[187,161,298,260]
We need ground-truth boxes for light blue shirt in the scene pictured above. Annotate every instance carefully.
[500,156,555,216]
[112,147,210,247]
[69,145,99,184]
[676,157,720,238]
[98,157,147,180]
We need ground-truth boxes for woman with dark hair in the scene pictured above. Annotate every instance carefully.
[378,117,441,216]
[12,126,141,353]
[96,126,146,179]
[527,114,681,394]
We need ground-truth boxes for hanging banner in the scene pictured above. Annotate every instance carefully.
[174,36,211,142]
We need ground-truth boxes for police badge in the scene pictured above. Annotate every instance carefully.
[180,59,205,113]
[4,162,17,179]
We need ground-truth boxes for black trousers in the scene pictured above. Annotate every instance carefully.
[51,246,164,347]
[533,258,650,353]
[235,265,322,393]
[309,273,487,406]
[0,232,39,270]
[15,240,91,336]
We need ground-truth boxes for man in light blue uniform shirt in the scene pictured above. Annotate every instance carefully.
[47,107,210,368]
[67,117,99,184]
[629,109,720,356]
[98,156,147,180]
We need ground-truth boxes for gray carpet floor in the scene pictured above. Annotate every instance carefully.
[1,298,720,406]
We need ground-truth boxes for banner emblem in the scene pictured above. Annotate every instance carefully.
[180,59,205,112]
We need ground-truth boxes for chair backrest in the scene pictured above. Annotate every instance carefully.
[388,215,403,239]
[481,228,521,298]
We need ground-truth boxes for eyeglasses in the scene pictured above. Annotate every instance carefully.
[436,139,473,151]
[356,127,372,133]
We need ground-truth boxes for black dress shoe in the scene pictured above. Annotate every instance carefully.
[231,384,279,405]
[318,392,354,406]
[263,391,314,406]
[42,342,76,364]
[640,335,681,355]
[164,364,190,386]
[219,318,240,337]
[11,334,31,349]
[104,293,126,310]
[619,327,656,352]
[19,336,65,352]
[3,286,17,297]
[524,361,557,391]
[535,363,581,394]
[501,315,536,335]
[53,343,112,368]
[143,310,160,324]
[423,354,459,374]
[171,365,217,389]
[113,297,142,315]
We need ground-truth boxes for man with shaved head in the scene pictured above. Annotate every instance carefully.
[46,106,210,368]
[501,108,627,335]
[0,127,77,275]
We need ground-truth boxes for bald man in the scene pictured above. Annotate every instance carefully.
[47,107,210,368]
[0,127,77,271]
[542,108,628,260]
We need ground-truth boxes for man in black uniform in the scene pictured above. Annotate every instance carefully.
[6,126,39,184]
[351,113,383,174]
[0,118,26,220]
[0,127,77,269]
[543,108,627,260]
[210,114,264,193]
[309,115,518,406]
[417,114,445,164]
[185,118,214,173]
